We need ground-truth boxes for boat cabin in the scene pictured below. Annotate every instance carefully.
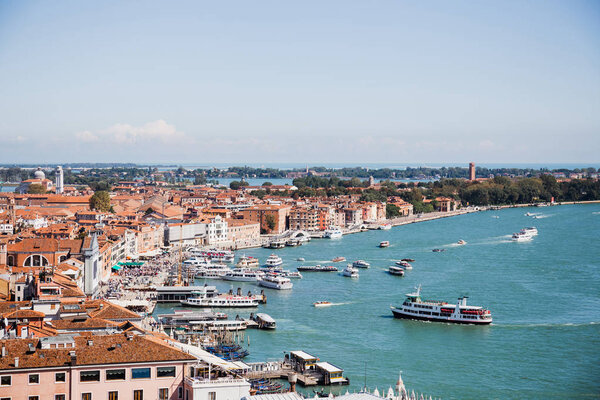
[316,362,348,385]
[288,350,319,372]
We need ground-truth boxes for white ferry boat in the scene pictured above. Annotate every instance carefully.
[183,257,211,267]
[194,264,231,279]
[180,292,259,308]
[190,249,235,263]
[236,255,260,268]
[222,268,263,282]
[342,265,359,278]
[352,260,370,269]
[258,273,293,290]
[390,286,492,325]
[323,226,343,239]
[520,227,538,236]
[264,254,283,268]
[395,260,412,270]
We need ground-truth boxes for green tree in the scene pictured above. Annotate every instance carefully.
[27,184,46,194]
[262,182,273,187]
[89,190,111,212]
[265,214,277,231]
[386,204,401,219]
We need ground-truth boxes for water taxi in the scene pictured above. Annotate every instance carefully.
[388,266,405,276]
[314,301,332,307]
[342,265,359,278]
[379,241,390,248]
[258,273,293,290]
[457,239,467,245]
[395,260,412,269]
[390,285,492,325]
[352,260,370,269]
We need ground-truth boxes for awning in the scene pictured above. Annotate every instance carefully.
[111,264,122,271]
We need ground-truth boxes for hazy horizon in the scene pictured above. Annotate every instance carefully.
[1,1,599,164]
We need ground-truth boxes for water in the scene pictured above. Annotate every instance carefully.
[154,204,600,399]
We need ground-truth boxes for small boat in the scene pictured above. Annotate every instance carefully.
[401,258,415,262]
[251,312,276,329]
[352,260,370,269]
[395,261,412,269]
[512,232,532,242]
[457,240,467,245]
[332,256,346,262]
[281,270,303,279]
[378,224,392,230]
[268,240,286,249]
[313,301,332,307]
[388,266,405,276]
[379,241,390,248]
[297,257,305,262]
[432,248,445,252]
[342,265,359,278]
[521,227,538,236]
[492,215,500,219]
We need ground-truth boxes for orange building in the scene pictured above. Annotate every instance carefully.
[239,204,291,234]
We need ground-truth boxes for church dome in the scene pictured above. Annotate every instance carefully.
[34,167,45,180]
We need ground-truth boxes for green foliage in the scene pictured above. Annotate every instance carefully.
[262,182,273,187]
[265,214,276,231]
[250,190,267,199]
[386,204,401,218]
[89,190,111,212]
[229,180,249,190]
[27,183,46,194]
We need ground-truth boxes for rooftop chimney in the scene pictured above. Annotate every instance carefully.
[87,340,93,346]
[1,346,5,357]
[28,343,35,353]
[14,357,19,367]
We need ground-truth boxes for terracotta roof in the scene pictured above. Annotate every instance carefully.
[85,299,142,321]
[0,333,196,370]
[50,317,119,330]
[1,309,45,319]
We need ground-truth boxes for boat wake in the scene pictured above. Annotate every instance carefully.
[592,211,600,215]
[532,214,552,219]
[496,321,600,328]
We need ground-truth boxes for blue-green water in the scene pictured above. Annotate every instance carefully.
[155,204,600,399]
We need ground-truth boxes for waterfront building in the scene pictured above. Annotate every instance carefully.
[289,206,319,231]
[226,218,260,245]
[0,333,196,400]
[239,204,291,234]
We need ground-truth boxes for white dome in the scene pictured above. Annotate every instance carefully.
[34,167,45,180]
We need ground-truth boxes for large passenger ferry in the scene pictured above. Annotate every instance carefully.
[390,286,492,325]
[180,292,259,307]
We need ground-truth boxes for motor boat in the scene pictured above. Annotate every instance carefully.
[313,301,332,307]
[297,257,305,262]
[395,261,412,269]
[379,241,390,248]
[352,260,370,269]
[432,248,445,252]
[297,265,338,272]
[388,266,405,276]
[251,312,276,329]
[342,265,359,278]
[457,240,467,245]
[222,268,263,282]
[332,256,346,262]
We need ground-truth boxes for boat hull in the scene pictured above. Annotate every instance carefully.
[391,308,492,325]
[222,276,258,282]
[258,281,293,290]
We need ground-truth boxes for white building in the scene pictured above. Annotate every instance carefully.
[55,165,64,194]
[206,216,229,245]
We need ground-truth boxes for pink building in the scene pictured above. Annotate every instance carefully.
[0,333,196,400]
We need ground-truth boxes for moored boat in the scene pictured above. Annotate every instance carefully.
[180,292,259,308]
[390,285,492,325]
[236,255,260,268]
[297,265,338,272]
[251,312,276,329]
[222,268,263,282]
[323,226,343,239]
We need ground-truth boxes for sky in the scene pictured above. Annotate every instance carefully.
[0,0,599,165]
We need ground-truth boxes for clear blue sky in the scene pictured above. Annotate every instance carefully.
[1,0,599,164]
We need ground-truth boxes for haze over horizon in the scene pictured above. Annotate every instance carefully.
[1,1,599,164]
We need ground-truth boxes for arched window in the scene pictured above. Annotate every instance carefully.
[7,255,14,266]
[24,254,49,267]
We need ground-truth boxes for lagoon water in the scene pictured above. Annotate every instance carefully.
[154,204,600,399]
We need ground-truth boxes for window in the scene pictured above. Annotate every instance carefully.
[209,392,216,400]
[80,370,100,382]
[55,395,66,400]
[106,369,126,381]
[131,368,150,379]
[178,387,183,399]
[82,394,91,400]
[156,366,176,378]
[133,390,143,400]
[159,389,168,400]
[29,397,39,400]
[1,397,11,400]
[55,372,66,382]
[28,374,39,384]
[0,376,10,386]
[108,392,118,400]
